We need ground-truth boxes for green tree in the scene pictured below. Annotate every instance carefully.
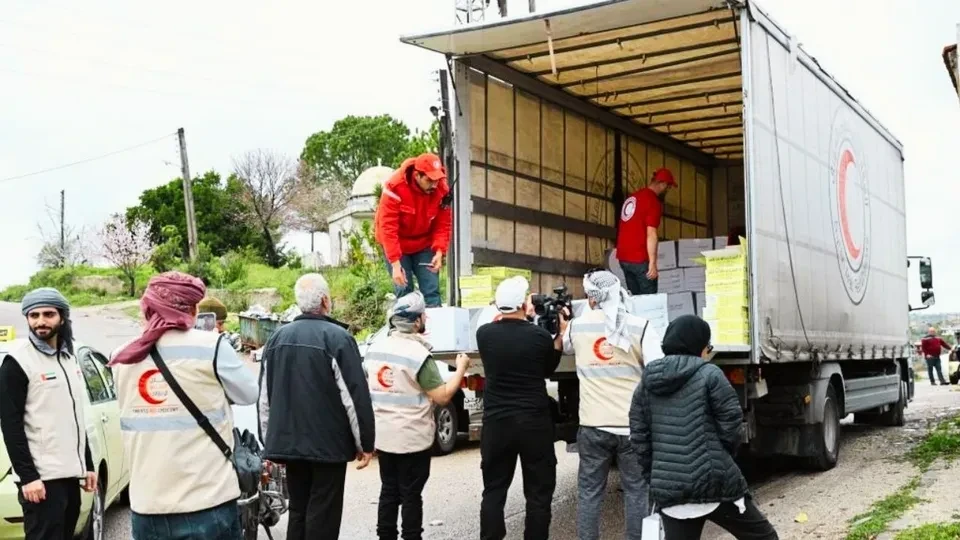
[126,171,268,261]
[403,120,441,158]
[300,115,413,186]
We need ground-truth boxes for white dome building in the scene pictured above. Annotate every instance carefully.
[327,165,394,266]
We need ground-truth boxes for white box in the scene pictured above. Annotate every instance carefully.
[677,238,714,267]
[657,268,685,294]
[424,307,472,352]
[626,293,669,335]
[695,292,707,318]
[658,241,678,270]
[606,248,629,286]
[714,236,728,249]
[683,267,706,292]
[667,292,696,322]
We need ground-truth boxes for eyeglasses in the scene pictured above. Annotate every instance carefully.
[706,344,714,354]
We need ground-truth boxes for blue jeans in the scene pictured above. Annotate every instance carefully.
[383,247,441,307]
[577,426,649,540]
[132,500,242,540]
[620,261,658,295]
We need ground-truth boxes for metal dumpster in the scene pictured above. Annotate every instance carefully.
[238,315,284,349]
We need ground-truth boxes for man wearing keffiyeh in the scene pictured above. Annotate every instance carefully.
[561,270,664,540]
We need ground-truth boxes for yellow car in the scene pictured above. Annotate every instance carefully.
[0,330,130,540]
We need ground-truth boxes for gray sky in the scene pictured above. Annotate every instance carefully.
[1,0,958,312]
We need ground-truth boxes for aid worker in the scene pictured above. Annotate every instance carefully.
[374,153,453,308]
[615,167,677,295]
[0,288,97,539]
[562,270,663,540]
[365,291,471,540]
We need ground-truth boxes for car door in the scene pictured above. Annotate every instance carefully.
[88,349,129,493]
[76,348,122,501]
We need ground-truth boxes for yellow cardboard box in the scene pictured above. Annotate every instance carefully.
[474,266,533,280]
[458,275,495,290]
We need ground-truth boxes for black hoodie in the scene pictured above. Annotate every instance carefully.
[629,354,749,508]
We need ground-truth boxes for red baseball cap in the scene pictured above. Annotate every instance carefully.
[652,167,676,186]
[414,153,446,181]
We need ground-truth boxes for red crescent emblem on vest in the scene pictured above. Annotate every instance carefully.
[593,338,614,361]
[138,368,167,405]
[377,365,395,389]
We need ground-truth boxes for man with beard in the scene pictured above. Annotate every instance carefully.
[0,288,97,539]
[615,168,677,295]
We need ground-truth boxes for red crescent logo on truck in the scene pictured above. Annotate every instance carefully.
[377,365,395,388]
[837,149,861,261]
[138,369,167,405]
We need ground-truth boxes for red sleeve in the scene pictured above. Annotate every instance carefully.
[377,189,403,264]
[941,338,952,350]
[643,192,662,228]
[431,204,453,254]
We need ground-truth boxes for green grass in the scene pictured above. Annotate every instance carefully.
[895,522,960,539]
[0,265,155,307]
[908,415,960,471]
[845,477,923,540]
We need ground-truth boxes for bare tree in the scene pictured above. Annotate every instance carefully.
[232,149,300,267]
[98,214,155,296]
[289,162,350,252]
[35,199,91,268]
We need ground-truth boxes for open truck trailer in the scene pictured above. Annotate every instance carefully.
[378,0,937,468]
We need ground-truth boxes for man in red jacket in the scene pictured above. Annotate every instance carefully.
[920,327,951,385]
[374,153,452,307]
[615,167,676,295]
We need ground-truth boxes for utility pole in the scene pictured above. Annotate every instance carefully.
[59,189,65,258]
[177,127,199,262]
[528,0,536,13]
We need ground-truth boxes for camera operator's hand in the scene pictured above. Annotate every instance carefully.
[554,308,571,351]
[524,294,536,319]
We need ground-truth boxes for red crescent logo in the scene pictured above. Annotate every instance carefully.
[138,369,166,405]
[837,149,861,261]
[377,365,394,388]
[593,338,614,361]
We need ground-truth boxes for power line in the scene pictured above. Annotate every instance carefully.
[0,132,177,184]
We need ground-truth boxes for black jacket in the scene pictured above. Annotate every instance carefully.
[629,355,749,508]
[260,314,375,463]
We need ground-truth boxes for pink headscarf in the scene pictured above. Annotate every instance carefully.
[110,271,206,366]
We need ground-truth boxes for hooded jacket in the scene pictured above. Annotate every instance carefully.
[629,355,749,508]
[374,157,452,264]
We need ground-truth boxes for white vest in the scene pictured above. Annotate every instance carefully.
[571,309,647,429]
[5,339,87,482]
[113,330,239,515]
[365,334,435,454]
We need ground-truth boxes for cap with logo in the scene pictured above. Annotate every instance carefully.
[652,167,676,186]
[414,153,446,181]
[495,276,529,314]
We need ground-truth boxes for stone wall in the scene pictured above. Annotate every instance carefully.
[207,288,283,313]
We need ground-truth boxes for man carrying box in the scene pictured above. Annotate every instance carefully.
[616,167,676,295]
[375,153,453,308]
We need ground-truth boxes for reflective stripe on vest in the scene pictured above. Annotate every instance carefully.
[365,335,435,454]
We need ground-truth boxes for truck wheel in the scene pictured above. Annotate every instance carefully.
[433,402,458,456]
[879,382,906,427]
[808,385,840,471]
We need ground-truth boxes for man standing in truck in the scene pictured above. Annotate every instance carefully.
[374,153,453,308]
[616,167,676,295]
[921,327,951,386]
[563,270,662,540]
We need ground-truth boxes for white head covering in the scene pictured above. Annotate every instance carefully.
[386,291,426,333]
[583,270,631,352]
[495,276,529,314]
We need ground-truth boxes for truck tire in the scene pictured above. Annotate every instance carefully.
[878,382,906,427]
[433,402,458,456]
[808,385,840,471]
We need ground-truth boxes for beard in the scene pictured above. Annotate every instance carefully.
[30,323,61,341]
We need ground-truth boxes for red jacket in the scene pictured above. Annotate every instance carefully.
[374,158,452,264]
[920,336,951,357]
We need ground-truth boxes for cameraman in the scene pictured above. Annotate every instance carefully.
[562,270,661,540]
[476,276,567,540]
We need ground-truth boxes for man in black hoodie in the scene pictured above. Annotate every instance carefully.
[629,315,777,539]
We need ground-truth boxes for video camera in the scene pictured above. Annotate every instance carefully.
[531,284,574,336]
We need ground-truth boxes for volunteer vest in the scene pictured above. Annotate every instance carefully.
[571,309,647,428]
[365,334,435,454]
[113,330,239,515]
[5,339,87,482]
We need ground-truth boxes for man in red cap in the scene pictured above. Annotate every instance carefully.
[615,167,676,295]
[374,152,452,307]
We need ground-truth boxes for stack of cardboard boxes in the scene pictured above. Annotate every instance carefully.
[656,238,718,322]
[701,239,750,345]
[458,266,533,308]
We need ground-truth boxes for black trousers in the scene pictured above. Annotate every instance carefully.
[16,478,82,540]
[285,461,347,540]
[479,415,556,540]
[660,498,779,540]
[926,357,947,384]
[377,448,432,540]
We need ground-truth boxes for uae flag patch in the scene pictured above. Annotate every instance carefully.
[40,372,57,381]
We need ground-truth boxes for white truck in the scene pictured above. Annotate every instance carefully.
[364,0,936,469]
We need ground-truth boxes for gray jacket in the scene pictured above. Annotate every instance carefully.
[629,355,749,508]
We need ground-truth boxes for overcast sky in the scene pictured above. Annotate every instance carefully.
[1,0,958,311]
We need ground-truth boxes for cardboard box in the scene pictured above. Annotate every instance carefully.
[695,292,707,318]
[677,238,714,267]
[667,292,696,322]
[683,267,706,292]
[714,236,728,249]
[658,241,678,270]
[627,294,669,336]
[474,266,533,280]
[423,307,472,352]
[458,275,494,290]
[657,268,685,294]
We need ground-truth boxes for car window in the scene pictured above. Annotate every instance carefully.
[78,349,112,404]
[89,351,116,400]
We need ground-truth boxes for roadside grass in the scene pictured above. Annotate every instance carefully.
[895,522,960,539]
[845,477,923,540]
[908,415,960,471]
